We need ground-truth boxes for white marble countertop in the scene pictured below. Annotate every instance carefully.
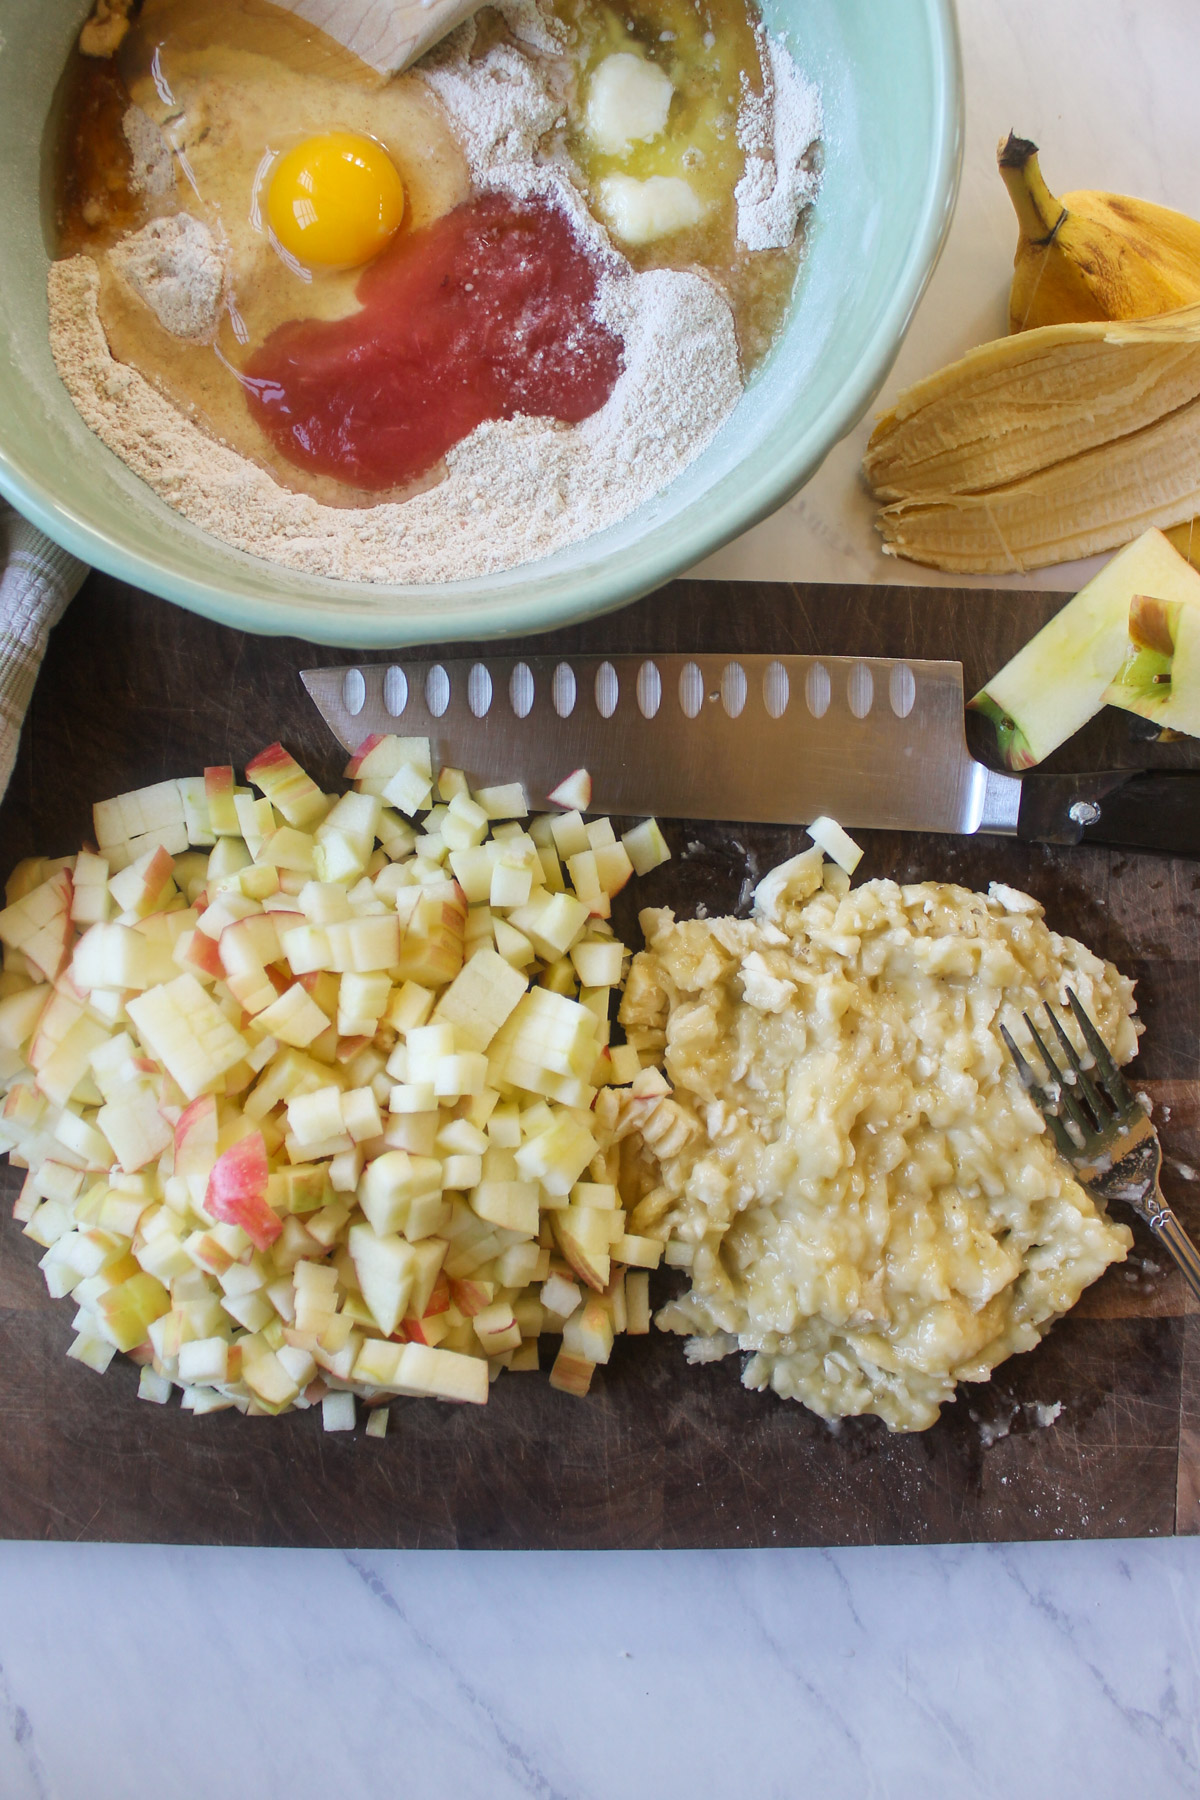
[4,3,1200,1792]
[1,1539,1198,1797]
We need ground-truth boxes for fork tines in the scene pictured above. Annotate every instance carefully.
[1064,989,1137,1114]
[1001,989,1139,1154]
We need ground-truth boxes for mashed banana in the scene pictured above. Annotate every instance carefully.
[616,850,1138,1431]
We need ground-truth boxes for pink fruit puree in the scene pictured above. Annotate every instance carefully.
[242,193,624,492]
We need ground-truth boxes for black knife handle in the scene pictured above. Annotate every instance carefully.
[1017,770,1200,857]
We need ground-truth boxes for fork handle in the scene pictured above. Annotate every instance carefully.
[1147,1194,1200,1305]
[1017,771,1200,858]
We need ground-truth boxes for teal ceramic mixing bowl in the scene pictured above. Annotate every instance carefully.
[0,0,961,647]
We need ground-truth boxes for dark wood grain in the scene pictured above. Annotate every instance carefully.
[1,571,1198,1549]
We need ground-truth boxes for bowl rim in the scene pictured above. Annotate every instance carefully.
[0,0,963,648]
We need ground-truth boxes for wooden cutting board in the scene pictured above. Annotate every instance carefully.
[1,572,1197,1549]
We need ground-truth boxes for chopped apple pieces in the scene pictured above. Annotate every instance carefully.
[2,740,676,1429]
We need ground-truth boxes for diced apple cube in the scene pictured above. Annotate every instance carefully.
[431,947,527,1054]
[96,1271,171,1353]
[570,938,625,988]
[614,1233,663,1269]
[177,1336,229,1385]
[246,743,329,830]
[175,777,215,849]
[473,1300,521,1355]
[0,868,73,980]
[563,1294,615,1365]
[519,891,589,960]
[337,970,390,1037]
[807,814,864,875]
[94,781,183,852]
[346,735,431,783]
[551,1207,611,1292]
[127,973,249,1098]
[286,1085,344,1148]
[475,783,527,819]
[205,1132,281,1251]
[70,851,111,924]
[515,1116,598,1197]
[541,1272,582,1318]
[349,1221,417,1336]
[608,1043,642,1085]
[241,1336,301,1407]
[253,982,330,1049]
[109,844,176,919]
[495,1241,541,1288]
[548,1348,594,1396]
[433,1054,488,1101]
[394,1341,488,1405]
[489,859,533,911]
[382,762,433,816]
[361,1149,443,1236]
[547,770,592,812]
[621,818,671,876]
[470,1179,539,1236]
[353,1337,404,1387]
[97,1082,173,1174]
[326,915,400,973]
[138,1365,173,1403]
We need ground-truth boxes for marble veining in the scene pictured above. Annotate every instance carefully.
[0,1540,1198,1799]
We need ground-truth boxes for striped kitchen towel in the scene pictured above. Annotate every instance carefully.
[0,503,89,798]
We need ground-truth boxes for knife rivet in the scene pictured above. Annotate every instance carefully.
[1069,800,1102,827]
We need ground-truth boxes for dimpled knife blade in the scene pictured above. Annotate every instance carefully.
[302,653,1022,836]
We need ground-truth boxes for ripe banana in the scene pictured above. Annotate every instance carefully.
[1000,133,1200,333]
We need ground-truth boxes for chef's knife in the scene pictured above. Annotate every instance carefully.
[302,653,1200,857]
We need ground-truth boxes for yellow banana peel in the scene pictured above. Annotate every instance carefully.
[860,142,1200,575]
[863,306,1200,574]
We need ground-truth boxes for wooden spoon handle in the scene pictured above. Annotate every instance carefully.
[280,0,485,75]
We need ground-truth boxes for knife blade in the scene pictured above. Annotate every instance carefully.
[302,654,1200,856]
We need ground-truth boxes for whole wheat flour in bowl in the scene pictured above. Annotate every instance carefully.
[46,0,823,586]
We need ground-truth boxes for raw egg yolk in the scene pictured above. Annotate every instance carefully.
[266,132,405,268]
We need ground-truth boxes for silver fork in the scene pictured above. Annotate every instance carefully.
[1001,991,1200,1304]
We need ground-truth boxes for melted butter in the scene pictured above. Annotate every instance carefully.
[548,0,802,368]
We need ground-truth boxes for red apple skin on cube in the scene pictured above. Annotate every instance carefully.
[204,767,239,834]
[184,931,224,980]
[547,770,592,812]
[551,1213,609,1292]
[174,1093,218,1175]
[344,735,384,780]
[399,1318,435,1345]
[423,1272,451,1317]
[132,846,175,916]
[20,870,74,981]
[245,744,290,780]
[205,1132,282,1251]
[450,1278,492,1318]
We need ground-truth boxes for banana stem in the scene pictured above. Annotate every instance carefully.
[998,132,1066,246]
